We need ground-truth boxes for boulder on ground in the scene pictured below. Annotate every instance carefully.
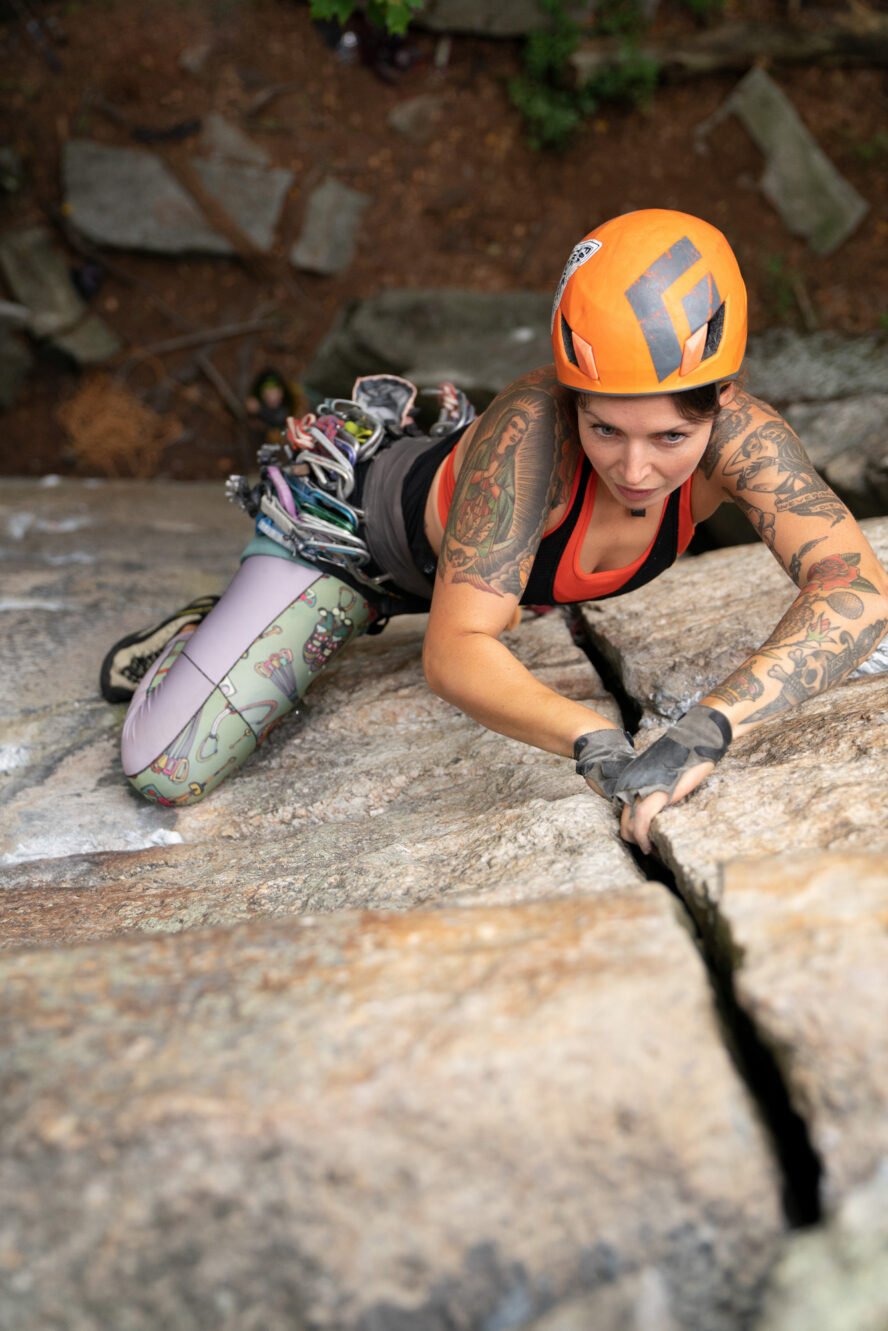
[305,289,887,424]
[0,225,120,364]
[702,67,868,254]
[744,331,888,406]
[63,139,292,256]
[290,176,370,276]
[198,112,271,167]
[303,288,552,404]
[412,0,597,36]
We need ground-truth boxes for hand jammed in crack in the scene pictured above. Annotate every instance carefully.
[614,706,732,855]
[423,369,887,858]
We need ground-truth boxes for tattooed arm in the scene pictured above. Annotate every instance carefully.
[423,369,620,755]
[621,390,888,853]
[698,391,888,733]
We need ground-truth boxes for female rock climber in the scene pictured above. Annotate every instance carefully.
[105,209,888,852]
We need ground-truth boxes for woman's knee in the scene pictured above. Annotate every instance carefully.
[120,561,374,805]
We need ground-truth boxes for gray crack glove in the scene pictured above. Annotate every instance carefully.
[613,705,732,807]
[574,729,636,801]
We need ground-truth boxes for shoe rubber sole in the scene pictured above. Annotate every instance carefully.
[100,595,219,703]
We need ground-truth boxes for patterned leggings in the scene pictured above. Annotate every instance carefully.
[121,555,374,806]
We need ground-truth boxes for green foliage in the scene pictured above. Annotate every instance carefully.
[308,0,423,36]
[509,0,658,151]
[582,46,659,107]
[508,77,592,151]
[853,130,888,165]
[523,10,581,82]
[594,0,646,39]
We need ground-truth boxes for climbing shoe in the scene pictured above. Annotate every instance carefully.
[99,594,219,703]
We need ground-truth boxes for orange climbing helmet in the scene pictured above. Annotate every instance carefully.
[551,209,747,396]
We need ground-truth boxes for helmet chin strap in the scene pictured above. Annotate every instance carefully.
[630,508,646,517]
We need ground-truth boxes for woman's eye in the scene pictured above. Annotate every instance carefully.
[660,432,687,445]
[593,425,617,438]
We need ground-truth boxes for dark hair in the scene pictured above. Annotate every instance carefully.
[672,382,723,423]
[576,381,726,423]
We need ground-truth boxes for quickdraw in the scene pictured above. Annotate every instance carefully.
[226,374,475,591]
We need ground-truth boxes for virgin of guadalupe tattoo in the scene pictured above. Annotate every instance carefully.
[440,386,561,598]
[451,410,527,563]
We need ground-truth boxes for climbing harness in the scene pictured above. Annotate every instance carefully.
[226,374,475,593]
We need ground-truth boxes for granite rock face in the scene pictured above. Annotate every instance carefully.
[0,480,244,866]
[4,479,888,1329]
[577,522,888,1250]
[1,895,781,1331]
[705,852,888,1213]
[0,480,635,943]
[754,1163,888,1331]
[649,678,888,899]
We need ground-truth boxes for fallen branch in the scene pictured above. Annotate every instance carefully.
[121,319,282,361]
[571,14,888,84]
[245,81,303,117]
[195,353,248,423]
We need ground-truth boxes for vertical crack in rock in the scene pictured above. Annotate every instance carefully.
[633,843,823,1231]
[568,608,824,1231]
[567,609,642,733]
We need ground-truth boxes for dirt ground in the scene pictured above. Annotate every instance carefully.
[1,0,887,479]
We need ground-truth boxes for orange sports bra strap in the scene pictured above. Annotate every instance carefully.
[437,442,459,529]
[677,474,696,555]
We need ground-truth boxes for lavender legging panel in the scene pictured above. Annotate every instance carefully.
[121,555,331,777]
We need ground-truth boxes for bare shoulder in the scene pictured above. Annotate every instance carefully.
[479,364,572,432]
[458,365,578,505]
[697,385,856,578]
[438,367,576,599]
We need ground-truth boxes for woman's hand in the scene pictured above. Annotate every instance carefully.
[618,760,715,855]
[612,704,732,854]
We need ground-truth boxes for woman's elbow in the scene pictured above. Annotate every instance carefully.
[422,632,451,700]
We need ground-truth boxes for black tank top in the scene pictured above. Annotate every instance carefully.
[402,430,686,606]
[521,454,685,604]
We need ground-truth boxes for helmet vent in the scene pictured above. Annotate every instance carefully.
[703,302,726,361]
[561,313,580,367]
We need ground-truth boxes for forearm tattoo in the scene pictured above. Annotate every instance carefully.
[711,552,887,722]
[439,368,570,599]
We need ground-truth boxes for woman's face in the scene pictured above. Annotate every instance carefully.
[575,392,719,510]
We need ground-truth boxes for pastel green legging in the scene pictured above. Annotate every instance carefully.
[121,554,373,806]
